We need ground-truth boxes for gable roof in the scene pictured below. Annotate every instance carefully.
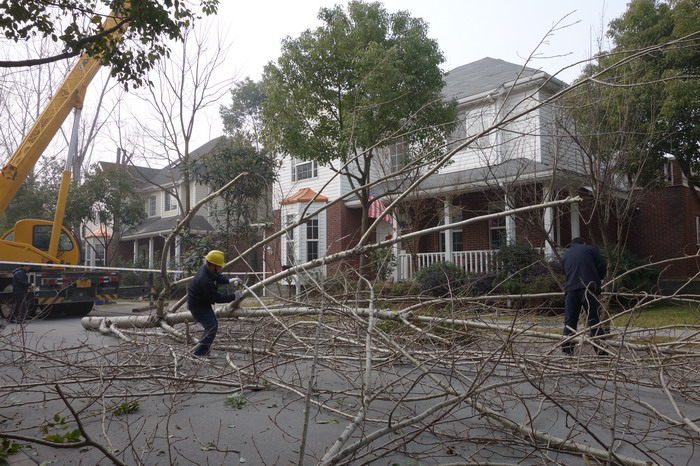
[100,137,228,190]
[151,136,229,186]
[442,57,546,101]
[96,161,160,185]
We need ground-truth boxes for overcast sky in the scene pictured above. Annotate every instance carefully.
[216,0,630,84]
[105,1,633,164]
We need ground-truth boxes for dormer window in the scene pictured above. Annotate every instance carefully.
[147,195,156,216]
[164,191,177,212]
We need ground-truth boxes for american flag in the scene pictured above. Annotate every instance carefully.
[368,194,393,225]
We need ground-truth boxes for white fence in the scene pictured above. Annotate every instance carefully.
[396,250,497,280]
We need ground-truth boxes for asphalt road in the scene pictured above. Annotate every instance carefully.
[2,302,699,465]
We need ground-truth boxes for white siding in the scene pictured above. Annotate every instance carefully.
[440,88,548,175]
[191,182,210,218]
[539,99,585,172]
[161,188,178,218]
[274,156,343,206]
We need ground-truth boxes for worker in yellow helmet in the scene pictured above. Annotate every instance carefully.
[187,250,243,357]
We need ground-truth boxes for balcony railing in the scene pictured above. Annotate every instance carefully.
[396,250,497,280]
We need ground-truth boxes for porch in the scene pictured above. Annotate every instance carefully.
[396,249,496,280]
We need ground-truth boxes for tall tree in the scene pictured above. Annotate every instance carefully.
[220,77,267,151]
[261,1,456,275]
[209,78,276,270]
[0,0,219,88]
[190,142,276,237]
[134,23,233,219]
[578,0,700,188]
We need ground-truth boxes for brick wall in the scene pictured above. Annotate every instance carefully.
[459,192,490,250]
[628,184,700,278]
[326,201,363,274]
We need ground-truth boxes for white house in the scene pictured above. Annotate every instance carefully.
[268,57,585,281]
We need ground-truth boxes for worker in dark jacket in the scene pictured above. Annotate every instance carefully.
[11,264,34,323]
[562,237,607,355]
[187,250,243,357]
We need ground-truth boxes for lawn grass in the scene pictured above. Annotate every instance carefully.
[610,300,700,328]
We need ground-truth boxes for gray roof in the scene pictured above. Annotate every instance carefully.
[442,57,542,101]
[414,158,554,193]
[97,161,160,186]
[113,136,228,189]
[155,136,228,185]
[122,214,214,240]
[355,158,556,206]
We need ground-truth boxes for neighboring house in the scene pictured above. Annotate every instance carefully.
[84,137,267,278]
[267,57,700,285]
[84,226,108,267]
[115,137,226,271]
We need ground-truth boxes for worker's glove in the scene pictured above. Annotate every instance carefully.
[229,278,243,288]
[230,290,244,310]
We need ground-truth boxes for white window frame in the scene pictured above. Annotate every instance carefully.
[488,201,506,250]
[284,214,296,266]
[164,190,177,212]
[147,195,156,217]
[440,210,464,252]
[86,239,105,267]
[306,217,319,261]
[291,158,318,182]
[389,141,408,172]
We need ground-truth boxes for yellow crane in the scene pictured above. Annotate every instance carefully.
[0,11,126,318]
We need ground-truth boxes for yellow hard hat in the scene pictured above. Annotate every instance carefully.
[205,250,225,266]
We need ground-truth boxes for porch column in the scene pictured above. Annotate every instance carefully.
[543,186,554,257]
[504,191,516,245]
[392,236,400,282]
[148,237,154,268]
[570,202,581,240]
[133,240,138,261]
[443,196,453,263]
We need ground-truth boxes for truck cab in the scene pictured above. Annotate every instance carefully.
[1,219,80,265]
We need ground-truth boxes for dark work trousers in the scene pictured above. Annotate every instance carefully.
[11,293,30,322]
[563,288,605,354]
[190,306,218,356]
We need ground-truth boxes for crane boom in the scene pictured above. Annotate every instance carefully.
[0,11,123,215]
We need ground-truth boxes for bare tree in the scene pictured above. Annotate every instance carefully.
[131,23,234,219]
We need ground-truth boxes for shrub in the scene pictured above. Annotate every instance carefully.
[520,274,564,294]
[492,242,540,282]
[415,262,467,297]
[463,273,497,296]
[368,247,396,281]
[602,245,659,292]
[115,257,152,287]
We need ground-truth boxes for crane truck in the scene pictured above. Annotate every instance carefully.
[0,12,126,319]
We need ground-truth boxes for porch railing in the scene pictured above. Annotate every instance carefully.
[396,250,497,281]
